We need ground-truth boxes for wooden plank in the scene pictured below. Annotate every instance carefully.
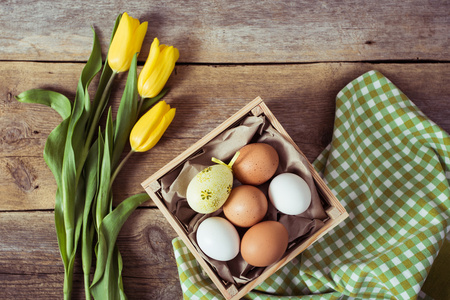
[0,0,449,63]
[1,62,450,211]
[0,209,182,300]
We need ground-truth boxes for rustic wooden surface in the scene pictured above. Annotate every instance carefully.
[1,0,449,299]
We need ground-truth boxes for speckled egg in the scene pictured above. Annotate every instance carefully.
[232,143,279,185]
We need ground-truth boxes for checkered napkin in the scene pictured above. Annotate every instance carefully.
[171,70,450,299]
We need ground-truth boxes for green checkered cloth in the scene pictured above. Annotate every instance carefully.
[172,70,450,299]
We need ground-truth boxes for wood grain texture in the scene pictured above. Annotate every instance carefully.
[0,209,181,300]
[1,2,449,298]
[1,62,450,211]
[0,0,449,63]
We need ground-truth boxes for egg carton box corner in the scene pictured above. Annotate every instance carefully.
[142,96,348,300]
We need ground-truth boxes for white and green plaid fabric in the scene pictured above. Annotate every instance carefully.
[172,70,450,299]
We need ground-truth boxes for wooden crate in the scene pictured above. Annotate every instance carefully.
[142,96,348,299]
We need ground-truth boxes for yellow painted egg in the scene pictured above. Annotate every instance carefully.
[186,153,240,214]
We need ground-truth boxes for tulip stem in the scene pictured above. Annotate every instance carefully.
[137,96,145,118]
[110,149,134,191]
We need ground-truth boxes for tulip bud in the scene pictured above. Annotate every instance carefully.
[130,100,176,152]
[138,38,179,98]
[108,12,148,73]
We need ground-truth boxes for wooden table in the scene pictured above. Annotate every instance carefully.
[1,1,449,299]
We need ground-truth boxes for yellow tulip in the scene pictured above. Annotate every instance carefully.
[138,38,180,98]
[130,100,176,152]
[108,12,148,73]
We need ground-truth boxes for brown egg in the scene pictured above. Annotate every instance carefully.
[240,221,288,267]
[223,185,268,228]
[233,143,279,185]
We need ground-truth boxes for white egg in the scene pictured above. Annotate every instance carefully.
[196,217,240,261]
[268,173,311,215]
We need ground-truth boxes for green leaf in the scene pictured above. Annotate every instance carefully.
[139,87,169,116]
[43,118,69,195]
[60,27,102,248]
[95,108,114,228]
[61,135,77,255]
[54,188,67,265]
[40,115,71,270]
[111,54,139,169]
[88,14,121,129]
[117,249,127,300]
[42,120,71,280]
[69,169,87,277]
[80,28,103,102]
[91,110,114,294]
[52,27,101,300]
[60,26,102,251]
[70,29,102,175]
[93,128,104,232]
[15,89,72,119]
[90,193,150,299]
[81,140,100,300]
[72,27,102,125]
[84,140,99,222]
[72,28,103,162]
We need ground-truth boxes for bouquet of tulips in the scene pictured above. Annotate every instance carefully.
[16,13,179,300]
